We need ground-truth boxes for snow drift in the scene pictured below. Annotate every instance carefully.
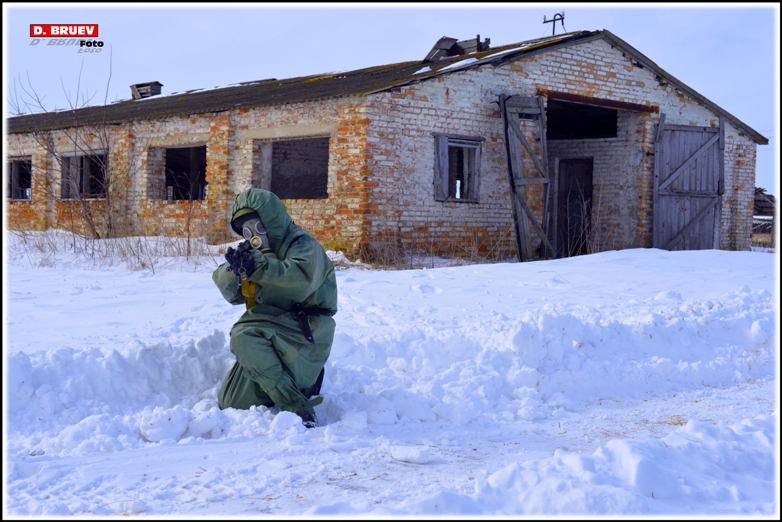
[4,239,778,516]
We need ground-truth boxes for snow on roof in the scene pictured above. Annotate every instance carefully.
[438,57,478,72]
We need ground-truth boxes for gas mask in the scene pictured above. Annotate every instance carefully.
[231,211,271,253]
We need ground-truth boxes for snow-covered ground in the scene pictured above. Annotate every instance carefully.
[3,231,779,517]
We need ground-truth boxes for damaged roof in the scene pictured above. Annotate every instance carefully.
[6,30,768,144]
[754,189,776,216]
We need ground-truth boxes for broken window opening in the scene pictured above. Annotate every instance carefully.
[448,145,477,200]
[61,153,107,199]
[546,100,617,140]
[262,137,329,200]
[164,146,207,201]
[7,158,32,200]
[434,134,483,202]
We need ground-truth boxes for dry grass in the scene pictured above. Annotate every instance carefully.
[9,229,224,273]
[751,232,775,250]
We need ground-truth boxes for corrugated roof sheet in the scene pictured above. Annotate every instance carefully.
[754,191,776,216]
[6,30,768,144]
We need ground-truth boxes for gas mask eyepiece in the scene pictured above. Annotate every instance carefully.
[231,211,271,253]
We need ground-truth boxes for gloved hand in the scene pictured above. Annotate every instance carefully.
[225,243,255,276]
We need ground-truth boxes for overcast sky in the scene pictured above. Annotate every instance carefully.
[3,3,779,195]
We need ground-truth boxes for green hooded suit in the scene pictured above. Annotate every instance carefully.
[213,189,337,413]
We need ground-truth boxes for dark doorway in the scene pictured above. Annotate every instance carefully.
[557,158,594,257]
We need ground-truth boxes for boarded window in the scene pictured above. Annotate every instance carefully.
[433,134,483,202]
[7,158,32,200]
[61,153,106,199]
[262,137,329,199]
[164,146,207,201]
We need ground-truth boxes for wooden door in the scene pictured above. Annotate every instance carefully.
[653,115,724,250]
[499,94,555,261]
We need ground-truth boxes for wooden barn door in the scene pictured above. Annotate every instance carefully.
[499,94,555,261]
[653,114,725,250]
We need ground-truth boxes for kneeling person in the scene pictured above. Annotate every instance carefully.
[212,188,337,428]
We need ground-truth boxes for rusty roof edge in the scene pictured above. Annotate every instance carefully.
[599,30,769,145]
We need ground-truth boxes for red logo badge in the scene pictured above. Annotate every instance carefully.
[30,24,99,37]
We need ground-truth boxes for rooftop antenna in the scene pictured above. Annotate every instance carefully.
[543,12,566,36]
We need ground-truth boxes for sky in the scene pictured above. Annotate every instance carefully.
[3,3,780,195]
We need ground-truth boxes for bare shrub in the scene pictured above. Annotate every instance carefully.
[9,58,142,243]
[327,251,372,270]
[11,229,60,268]
[365,228,406,269]
[8,228,222,273]
[558,183,616,258]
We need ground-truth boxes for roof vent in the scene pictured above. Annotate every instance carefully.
[130,81,163,100]
[423,34,490,63]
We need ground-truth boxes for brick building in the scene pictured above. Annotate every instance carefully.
[5,30,768,260]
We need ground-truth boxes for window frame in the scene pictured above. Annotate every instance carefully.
[432,132,484,203]
[61,151,108,200]
[7,157,33,201]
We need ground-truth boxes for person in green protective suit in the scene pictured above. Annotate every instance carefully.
[212,188,337,428]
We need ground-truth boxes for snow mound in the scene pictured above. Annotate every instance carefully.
[6,330,281,456]
[324,286,774,427]
[5,244,777,517]
[6,284,774,460]
[311,415,775,516]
